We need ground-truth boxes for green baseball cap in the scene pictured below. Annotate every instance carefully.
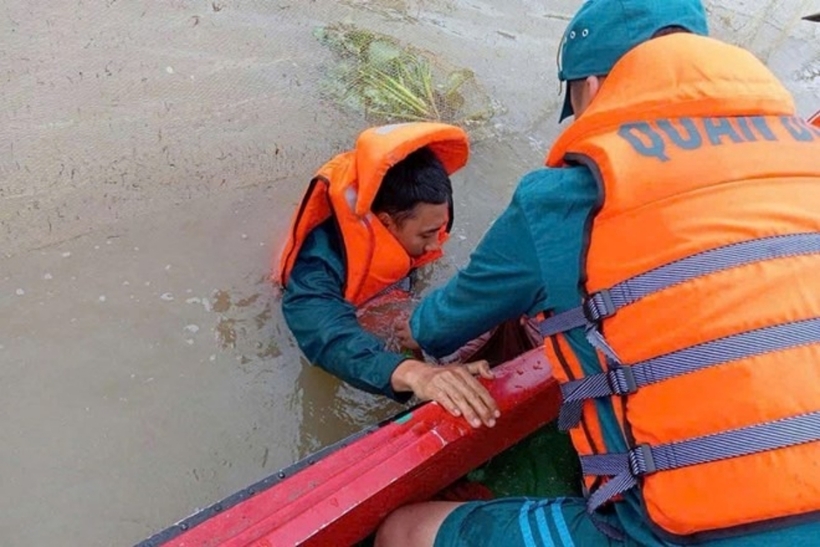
[558,0,709,121]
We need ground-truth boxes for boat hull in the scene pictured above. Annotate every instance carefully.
[138,348,560,547]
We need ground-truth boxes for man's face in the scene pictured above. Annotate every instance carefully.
[381,202,449,258]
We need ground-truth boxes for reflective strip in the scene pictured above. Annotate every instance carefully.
[539,233,820,338]
[558,317,820,429]
[519,501,538,547]
[534,505,556,547]
[581,411,820,512]
[550,498,576,547]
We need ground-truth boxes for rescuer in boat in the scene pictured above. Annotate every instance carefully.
[279,122,539,429]
[380,0,820,545]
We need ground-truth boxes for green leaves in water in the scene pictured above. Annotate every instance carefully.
[314,23,491,126]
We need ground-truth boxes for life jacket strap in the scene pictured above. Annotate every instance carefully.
[559,317,820,430]
[580,411,820,513]
[539,232,820,338]
[538,289,617,337]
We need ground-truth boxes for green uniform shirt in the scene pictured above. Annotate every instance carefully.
[282,220,410,402]
[412,166,820,545]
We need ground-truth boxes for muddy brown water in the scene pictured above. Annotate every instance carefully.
[2,1,819,545]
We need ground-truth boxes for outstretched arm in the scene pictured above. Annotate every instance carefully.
[410,183,547,358]
[282,246,411,401]
[282,225,500,426]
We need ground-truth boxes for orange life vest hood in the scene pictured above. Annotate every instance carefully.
[539,34,820,542]
[277,122,469,306]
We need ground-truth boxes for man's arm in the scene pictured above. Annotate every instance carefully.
[410,176,548,358]
[282,225,500,427]
[282,228,411,401]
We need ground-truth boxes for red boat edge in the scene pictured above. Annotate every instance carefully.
[136,348,560,547]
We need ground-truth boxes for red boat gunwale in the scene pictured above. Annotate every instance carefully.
[137,348,560,547]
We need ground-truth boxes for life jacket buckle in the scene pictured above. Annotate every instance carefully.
[607,366,638,395]
[628,444,657,476]
[583,289,616,323]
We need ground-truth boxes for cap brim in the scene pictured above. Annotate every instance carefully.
[559,87,574,122]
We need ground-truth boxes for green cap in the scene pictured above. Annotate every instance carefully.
[558,0,709,121]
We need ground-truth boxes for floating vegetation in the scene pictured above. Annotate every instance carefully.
[314,23,493,127]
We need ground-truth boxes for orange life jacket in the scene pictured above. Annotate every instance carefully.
[277,122,469,307]
[539,34,820,542]
[811,110,820,128]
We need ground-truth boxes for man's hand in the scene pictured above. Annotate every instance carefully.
[391,359,499,428]
[395,319,421,351]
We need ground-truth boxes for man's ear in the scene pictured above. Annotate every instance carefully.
[586,75,602,102]
[376,211,393,228]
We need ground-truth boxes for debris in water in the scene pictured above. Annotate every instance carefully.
[16,289,25,296]
[160,292,174,301]
[99,295,107,302]
[212,290,231,313]
[216,318,237,348]
[44,273,53,280]
[184,324,200,333]
[314,23,493,126]
[62,252,71,258]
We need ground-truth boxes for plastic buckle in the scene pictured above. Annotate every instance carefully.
[628,444,656,476]
[583,289,616,323]
[607,366,638,395]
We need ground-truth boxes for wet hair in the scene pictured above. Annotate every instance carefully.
[651,25,693,39]
[371,146,452,224]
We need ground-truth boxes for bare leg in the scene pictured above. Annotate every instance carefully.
[375,501,465,547]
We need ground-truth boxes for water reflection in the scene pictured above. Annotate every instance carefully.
[207,272,405,463]
[294,359,405,458]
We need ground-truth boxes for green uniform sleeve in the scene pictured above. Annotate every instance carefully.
[410,174,549,358]
[282,223,410,402]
